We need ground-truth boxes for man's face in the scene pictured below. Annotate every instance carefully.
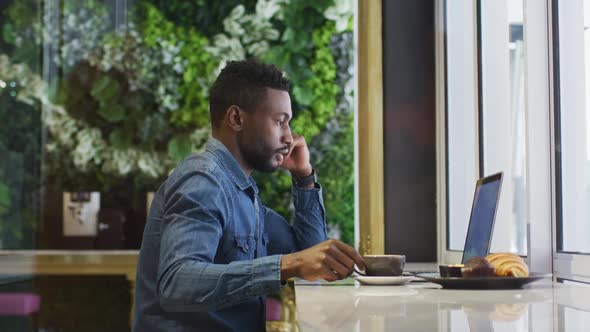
[237,89,293,173]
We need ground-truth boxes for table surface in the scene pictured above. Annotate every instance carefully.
[295,275,590,332]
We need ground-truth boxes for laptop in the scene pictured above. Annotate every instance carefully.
[461,172,503,264]
[405,172,503,274]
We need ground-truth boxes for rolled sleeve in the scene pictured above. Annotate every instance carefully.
[291,183,328,249]
[247,255,283,296]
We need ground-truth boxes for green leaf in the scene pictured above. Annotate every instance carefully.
[167,135,193,162]
[90,75,120,103]
[292,86,313,106]
[0,182,10,207]
[98,104,126,123]
[263,47,289,69]
[137,113,168,144]
[281,28,295,43]
[2,23,15,44]
[183,67,196,83]
[122,92,144,111]
[109,129,133,149]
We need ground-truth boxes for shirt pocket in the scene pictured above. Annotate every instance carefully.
[232,234,255,261]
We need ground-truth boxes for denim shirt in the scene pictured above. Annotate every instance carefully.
[133,138,327,332]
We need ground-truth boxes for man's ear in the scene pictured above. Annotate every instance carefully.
[225,105,247,132]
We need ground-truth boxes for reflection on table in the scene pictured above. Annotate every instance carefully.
[0,251,137,331]
[0,275,131,331]
[295,278,590,331]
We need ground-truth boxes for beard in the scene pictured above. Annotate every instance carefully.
[237,131,284,173]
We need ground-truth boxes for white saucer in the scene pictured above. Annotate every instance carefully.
[352,274,415,286]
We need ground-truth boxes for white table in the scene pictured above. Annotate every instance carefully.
[295,277,590,331]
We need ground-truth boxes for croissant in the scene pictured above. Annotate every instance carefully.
[485,253,529,277]
[488,303,529,322]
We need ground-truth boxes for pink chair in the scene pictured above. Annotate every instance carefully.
[0,293,41,315]
[266,297,282,321]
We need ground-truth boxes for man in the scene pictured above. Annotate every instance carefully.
[133,59,365,331]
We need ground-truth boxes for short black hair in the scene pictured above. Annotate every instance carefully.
[209,58,291,129]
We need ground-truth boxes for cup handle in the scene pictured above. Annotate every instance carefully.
[354,265,366,276]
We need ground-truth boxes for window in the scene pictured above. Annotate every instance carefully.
[442,0,528,259]
[444,0,479,253]
[441,0,557,273]
[563,306,590,330]
[479,0,527,255]
[554,0,590,255]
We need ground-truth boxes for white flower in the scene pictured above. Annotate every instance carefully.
[256,0,283,20]
[227,38,247,59]
[264,28,280,41]
[52,9,110,67]
[173,62,184,73]
[162,50,173,65]
[248,41,269,58]
[224,18,245,37]
[45,109,79,148]
[137,151,165,178]
[46,142,57,153]
[168,44,180,55]
[0,51,178,180]
[102,148,136,176]
[13,63,27,77]
[72,128,104,171]
[324,0,354,32]
[206,34,246,63]
[229,5,246,21]
[208,0,283,62]
[66,14,77,29]
[0,55,10,71]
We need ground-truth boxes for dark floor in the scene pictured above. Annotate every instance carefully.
[0,275,131,332]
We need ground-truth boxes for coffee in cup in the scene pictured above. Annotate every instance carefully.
[355,255,406,276]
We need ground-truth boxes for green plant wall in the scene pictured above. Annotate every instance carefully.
[0,0,355,247]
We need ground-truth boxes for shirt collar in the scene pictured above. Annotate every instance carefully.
[205,137,258,194]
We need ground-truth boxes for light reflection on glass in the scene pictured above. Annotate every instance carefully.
[480,0,527,255]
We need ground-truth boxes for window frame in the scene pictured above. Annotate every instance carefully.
[550,0,590,282]
[436,0,480,264]
[438,0,553,273]
[479,0,531,256]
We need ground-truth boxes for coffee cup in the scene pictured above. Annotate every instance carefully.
[355,255,406,276]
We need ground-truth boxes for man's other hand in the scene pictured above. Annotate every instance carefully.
[280,134,312,178]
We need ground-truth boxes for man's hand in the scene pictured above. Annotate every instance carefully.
[280,239,366,282]
[280,134,312,179]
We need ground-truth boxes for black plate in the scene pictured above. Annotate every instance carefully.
[414,272,550,289]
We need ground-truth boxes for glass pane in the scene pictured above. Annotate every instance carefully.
[445,0,479,251]
[556,0,590,253]
[480,0,527,255]
[0,1,355,249]
[0,0,43,249]
[564,306,590,330]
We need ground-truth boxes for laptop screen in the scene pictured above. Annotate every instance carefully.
[461,172,503,264]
